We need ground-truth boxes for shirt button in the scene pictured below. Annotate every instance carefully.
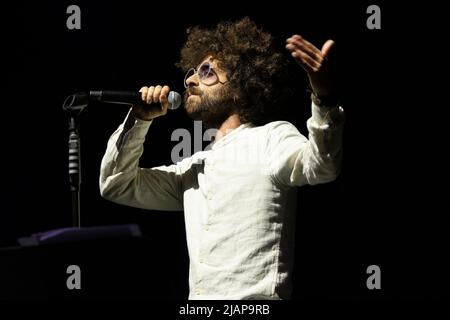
[207,191,213,200]
[204,225,209,231]
[199,258,204,263]
[196,290,201,295]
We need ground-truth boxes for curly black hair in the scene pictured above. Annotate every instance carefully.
[177,17,294,126]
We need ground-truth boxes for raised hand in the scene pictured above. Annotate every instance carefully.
[286,35,336,98]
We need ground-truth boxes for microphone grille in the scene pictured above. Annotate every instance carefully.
[168,91,182,110]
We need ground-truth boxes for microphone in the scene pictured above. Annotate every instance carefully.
[89,90,182,110]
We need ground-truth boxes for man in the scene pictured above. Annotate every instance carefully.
[100,17,344,299]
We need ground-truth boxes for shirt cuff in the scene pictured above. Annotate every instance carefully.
[311,100,344,128]
[121,109,153,140]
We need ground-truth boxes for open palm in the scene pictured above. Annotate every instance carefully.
[286,35,336,97]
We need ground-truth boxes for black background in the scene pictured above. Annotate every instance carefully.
[2,0,448,303]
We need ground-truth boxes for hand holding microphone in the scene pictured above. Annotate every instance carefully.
[133,85,175,121]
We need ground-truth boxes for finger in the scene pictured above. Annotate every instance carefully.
[153,85,162,103]
[286,38,323,64]
[291,51,314,73]
[139,86,148,101]
[285,42,323,68]
[287,36,320,56]
[160,85,170,108]
[291,49,321,71]
[161,85,170,97]
[146,86,155,104]
[290,35,322,57]
[321,39,335,58]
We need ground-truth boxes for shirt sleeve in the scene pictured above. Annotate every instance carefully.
[99,110,184,211]
[269,101,344,187]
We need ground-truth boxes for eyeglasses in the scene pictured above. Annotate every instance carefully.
[184,61,227,88]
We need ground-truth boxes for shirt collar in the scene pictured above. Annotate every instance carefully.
[211,122,253,150]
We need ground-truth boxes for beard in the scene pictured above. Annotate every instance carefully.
[183,85,237,129]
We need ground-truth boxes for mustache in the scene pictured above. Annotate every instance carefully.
[185,88,203,96]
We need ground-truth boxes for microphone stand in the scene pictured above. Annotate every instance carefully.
[68,116,81,227]
[15,92,142,247]
[63,93,88,227]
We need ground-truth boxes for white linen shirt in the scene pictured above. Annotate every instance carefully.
[100,102,344,299]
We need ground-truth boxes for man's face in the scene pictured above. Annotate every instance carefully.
[183,56,236,128]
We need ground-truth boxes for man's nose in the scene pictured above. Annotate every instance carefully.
[185,73,199,87]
